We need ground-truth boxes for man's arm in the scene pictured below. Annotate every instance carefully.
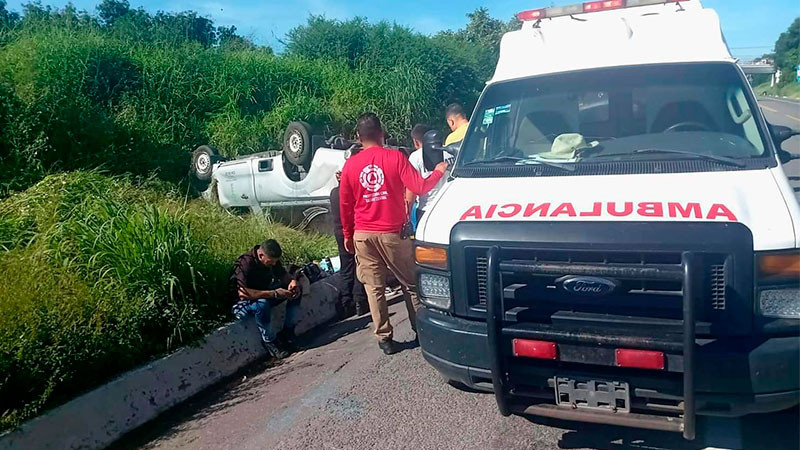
[398,155,446,195]
[405,189,416,218]
[339,165,356,240]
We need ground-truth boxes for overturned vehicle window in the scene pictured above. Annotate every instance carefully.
[459,63,769,170]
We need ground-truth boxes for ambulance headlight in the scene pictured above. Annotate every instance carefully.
[419,273,451,310]
[757,250,800,319]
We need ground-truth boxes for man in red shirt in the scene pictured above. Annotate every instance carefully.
[340,113,449,355]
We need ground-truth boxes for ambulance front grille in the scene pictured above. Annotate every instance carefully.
[472,251,727,313]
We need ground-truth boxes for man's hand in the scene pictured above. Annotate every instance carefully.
[434,161,450,174]
[275,288,294,299]
[287,278,302,299]
[344,237,355,254]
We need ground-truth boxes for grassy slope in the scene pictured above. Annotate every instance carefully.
[0,171,335,432]
[753,81,800,100]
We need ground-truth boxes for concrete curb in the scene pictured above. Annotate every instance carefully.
[0,278,341,450]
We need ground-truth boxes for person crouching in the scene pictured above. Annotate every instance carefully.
[229,239,303,359]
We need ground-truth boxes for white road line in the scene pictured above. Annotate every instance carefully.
[786,115,800,123]
[761,105,779,113]
[762,96,800,107]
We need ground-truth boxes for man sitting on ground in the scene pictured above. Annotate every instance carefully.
[229,239,303,359]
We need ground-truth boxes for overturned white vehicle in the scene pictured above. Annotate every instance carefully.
[191,122,361,228]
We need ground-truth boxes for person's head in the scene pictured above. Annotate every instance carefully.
[445,103,469,131]
[256,239,282,267]
[411,124,432,150]
[356,113,384,147]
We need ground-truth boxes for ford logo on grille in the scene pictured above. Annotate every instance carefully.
[558,276,618,297]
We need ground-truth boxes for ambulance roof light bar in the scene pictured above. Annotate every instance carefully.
[517,0,690,22]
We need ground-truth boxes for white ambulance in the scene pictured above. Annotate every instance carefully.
[413,0,800,441]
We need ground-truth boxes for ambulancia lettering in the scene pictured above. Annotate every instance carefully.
[459,202,737,222]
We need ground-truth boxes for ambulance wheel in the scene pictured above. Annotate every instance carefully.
[283,121,313,169]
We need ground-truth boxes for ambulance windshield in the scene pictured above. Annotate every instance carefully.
[458,63,770,171]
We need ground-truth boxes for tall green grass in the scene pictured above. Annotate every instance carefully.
[0,171,336,431]
[0,22,462,195]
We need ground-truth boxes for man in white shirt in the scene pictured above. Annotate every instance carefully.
[406,124,453,224]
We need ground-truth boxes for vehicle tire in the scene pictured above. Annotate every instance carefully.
[191,145,220,182]
[283,121,313,169]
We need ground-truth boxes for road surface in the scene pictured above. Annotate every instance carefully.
[114,99,800,450]
[758,96,800,199]
[115,305,797,450]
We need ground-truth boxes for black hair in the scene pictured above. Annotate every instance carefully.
[260,239,282,258]
[411,124,432,142]
[357,113,383,143]
[445,103,467,119]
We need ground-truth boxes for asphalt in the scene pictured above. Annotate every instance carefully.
[113,99,800,450]
[758,96,800,199]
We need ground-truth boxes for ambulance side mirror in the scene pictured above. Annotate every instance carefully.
[422,129,445,172]
[771,125,800,144]
[769,124,800,164]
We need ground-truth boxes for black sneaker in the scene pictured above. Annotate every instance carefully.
[378,339,398,355]
[277,327,298,352]
[355,301,370,316]
[262,341,289,359]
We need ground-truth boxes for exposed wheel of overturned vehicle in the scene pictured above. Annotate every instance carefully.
[283,121,313,169]
[191,145,221,182]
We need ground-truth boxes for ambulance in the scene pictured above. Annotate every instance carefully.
[413,0,800,440]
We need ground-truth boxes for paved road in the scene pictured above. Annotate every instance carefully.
[758,96,800,199]
[115,299,797,450]
[114,99,800,450]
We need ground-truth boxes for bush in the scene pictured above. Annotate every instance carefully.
[0,171,336,431]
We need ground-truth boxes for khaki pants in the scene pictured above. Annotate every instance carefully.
[353,231,421,342]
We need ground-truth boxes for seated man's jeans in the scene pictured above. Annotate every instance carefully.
[232,298,302,344]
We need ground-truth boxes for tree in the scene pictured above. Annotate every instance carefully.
[216,25,256,51]
[0,0,19,30]
[774,17,799,85]
[97,0,130,27]
[152,11,215,47]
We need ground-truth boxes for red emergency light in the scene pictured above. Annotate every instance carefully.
[512,339,558,360]
[517,8,547,21]
[615,348,665,370]
[584,0,625,12]
[517,0,691,21]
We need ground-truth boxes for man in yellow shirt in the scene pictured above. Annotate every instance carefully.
[444,103,470,146]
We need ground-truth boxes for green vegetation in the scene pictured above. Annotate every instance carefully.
[0,171,336,431]
[754,81,800,100]
[0,1,515,195]
[755,17,799,99]
[0,0,518,432]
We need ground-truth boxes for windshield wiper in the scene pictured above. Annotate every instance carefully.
[585,148,746,168]
[463,155,575,172]
[515,158,576,172]
[462,155,524,166]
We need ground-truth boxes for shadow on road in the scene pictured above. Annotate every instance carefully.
[109,358,297,450]
[523,406,799,450]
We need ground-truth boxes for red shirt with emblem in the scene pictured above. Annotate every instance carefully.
[339,146,444,239]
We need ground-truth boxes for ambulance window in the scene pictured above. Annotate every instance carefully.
[578,91,609,124]
[459,62,771,170]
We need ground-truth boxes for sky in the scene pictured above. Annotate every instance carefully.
[5,0,799,60]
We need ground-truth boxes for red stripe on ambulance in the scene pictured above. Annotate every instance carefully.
[459,202,737,222]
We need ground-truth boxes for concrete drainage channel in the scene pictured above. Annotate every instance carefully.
[0,278,342,450]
